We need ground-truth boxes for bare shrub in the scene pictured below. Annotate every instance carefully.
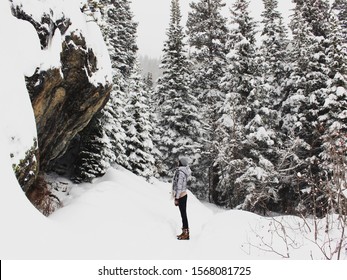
[26,174,62,216]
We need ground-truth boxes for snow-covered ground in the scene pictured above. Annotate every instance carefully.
[50,167,347,260]
[1,162,346,260]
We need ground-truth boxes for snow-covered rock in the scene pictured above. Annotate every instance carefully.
[8,0,112,172]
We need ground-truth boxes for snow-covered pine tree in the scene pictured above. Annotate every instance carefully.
[124,61,155,179]
[332,0,347,43]
[155,0,202,182]
[323,1,347,145]
[281,0,334,216]
[325,2,347,140]
[143,72,154,90]
[216,0,271,212]
[142,72,162,178]
[186,0,228,200]
[103,75,129,168]
[73,114,110,183]
[74,0,138,181]
[101,0,141,170]
[99,0,138,79]
[246,0,291,213]
[318,5,347,215]
[259,0,289,100]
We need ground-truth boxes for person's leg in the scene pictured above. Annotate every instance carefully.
[178,194,188,229]
[177,195,189,240]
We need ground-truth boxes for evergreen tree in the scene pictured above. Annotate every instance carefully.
[259,0,289,98]
[73,114,110,182]
[124,62,155,178]
[99,0,139,169]
[103,74,129,168]
[143,71,162,178]
[99,0,138,79]
[280,0,335,215]
[318,5,347,214]
[216,0,267,211]
[74,0,138,181]
[332,0,347,43]
[320,4,347,148]
[143,72,154,90]
[245,0,291,213]
[186,0,228,200]
[155,0,202,180]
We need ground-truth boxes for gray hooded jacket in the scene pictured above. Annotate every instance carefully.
[172,166,192,199]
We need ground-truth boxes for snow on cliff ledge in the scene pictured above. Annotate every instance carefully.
[11,0,113,86]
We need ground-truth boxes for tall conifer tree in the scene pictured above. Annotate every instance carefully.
[332,0,347,43]
[124,62,155,178]
[74,0,138,181]
[246,0,290,213]
[155,0,202,180]
[280,0,337,215]
[215,0,264,210]
[317,3,347,215]
[186,0,228,200]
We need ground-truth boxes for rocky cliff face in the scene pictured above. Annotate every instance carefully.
[12,3,111,171]
[10,1,112,213]
[26,33,111,170]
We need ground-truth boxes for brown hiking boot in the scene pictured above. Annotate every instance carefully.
[177,228,184,239]
[177,228,189,240]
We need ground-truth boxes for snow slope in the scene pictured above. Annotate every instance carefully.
[2,161,346,260]
[47,166,346,260]
[49,167,215,259]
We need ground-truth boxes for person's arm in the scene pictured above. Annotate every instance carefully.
[175,171,186,199]
[172,171,179,205]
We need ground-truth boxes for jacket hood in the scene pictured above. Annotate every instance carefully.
[178,165,191,178]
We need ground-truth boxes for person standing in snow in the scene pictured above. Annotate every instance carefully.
[172,156,191,240]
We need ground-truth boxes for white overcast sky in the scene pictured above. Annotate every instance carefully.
[130,0,294,58]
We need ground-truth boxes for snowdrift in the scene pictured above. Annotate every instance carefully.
[1,162,346,260]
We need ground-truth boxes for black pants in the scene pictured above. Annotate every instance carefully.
[178,194,189,229]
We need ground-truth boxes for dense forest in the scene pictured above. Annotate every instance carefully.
[13,0,347,218]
